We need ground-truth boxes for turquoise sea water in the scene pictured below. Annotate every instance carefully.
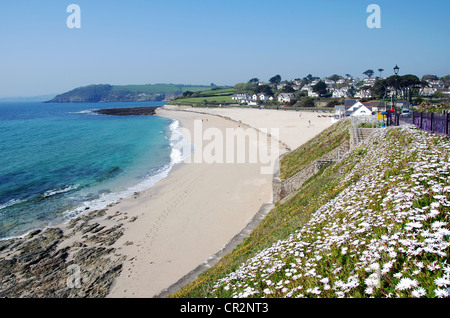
[0,101,183,239]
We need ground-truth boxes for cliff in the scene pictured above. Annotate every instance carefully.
[45,84,210,103]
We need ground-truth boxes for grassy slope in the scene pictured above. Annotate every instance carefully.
[280,119,351,180]
[173,125,450,298]
[169,87,236,105]
[114,84,209,95]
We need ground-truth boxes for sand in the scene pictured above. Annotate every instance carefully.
[106,106,334,298]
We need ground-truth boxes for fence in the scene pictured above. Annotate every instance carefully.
[413,112,450,137]
[385,112,400,127]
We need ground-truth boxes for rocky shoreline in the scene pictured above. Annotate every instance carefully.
[94,107,160,116]
[0,206,136,298]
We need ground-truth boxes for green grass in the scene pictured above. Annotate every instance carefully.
[113,84,209,95]
[169,87,237,106]
[280,119,351,180]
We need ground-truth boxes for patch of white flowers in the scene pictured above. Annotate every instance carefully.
[211,126,450,298]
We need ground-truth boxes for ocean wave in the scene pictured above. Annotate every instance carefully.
[43,184,80,198]
[169,119,192,164]
[62,118,192,220]
[68,109,99,115]
[0,198,27,211]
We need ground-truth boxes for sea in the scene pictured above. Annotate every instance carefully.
[0,101,189,240]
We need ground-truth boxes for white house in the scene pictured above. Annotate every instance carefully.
[257,93,271,102]
[363,78,376,86]
[420,87,437,96]
[354,88,372,99]
[244,93,274,103]
[332,87,352,98]
[232,93,253,104]
[324,79,335,87]
[349,105,373,117]
[307,90,319,98]
[277,93,295,103]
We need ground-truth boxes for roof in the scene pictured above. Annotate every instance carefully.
[363,101,384,107]
[344,99,360,107]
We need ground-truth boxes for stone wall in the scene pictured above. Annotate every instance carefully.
[273,126,376,203]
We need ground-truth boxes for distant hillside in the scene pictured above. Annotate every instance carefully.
[45,84,210,103]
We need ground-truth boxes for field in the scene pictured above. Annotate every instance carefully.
[169,87,236,106]
[112,84,210,95]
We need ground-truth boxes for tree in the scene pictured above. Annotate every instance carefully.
[269,75,282,85]
[441,75,450,88]
[397,74,421,103]
[301,97,315,107]
[248,78,259,84]
[328,74,342,83]
[378,68,384,78]
[282,85,295,93]
[370,80,388,99]
[255,84,274,96]
[363,69,375,78]
[313,81,327,97]
[377,74,421,103]
[422,74,438,82]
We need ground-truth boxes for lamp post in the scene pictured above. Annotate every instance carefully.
[393,65,400,111]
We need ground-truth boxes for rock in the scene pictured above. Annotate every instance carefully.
[0,219,125,298]
[94,107,159,116]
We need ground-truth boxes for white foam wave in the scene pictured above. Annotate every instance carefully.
[43,184,79,198]
[68,109,99,115]
[169,119,192,164]
[62,118,192,220]
[0,198,27,211]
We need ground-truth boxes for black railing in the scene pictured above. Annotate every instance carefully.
[385,111,400,127]
[413,112,450,137]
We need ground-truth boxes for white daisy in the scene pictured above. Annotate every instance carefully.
[411,287,426,298]
[395,277,419,291]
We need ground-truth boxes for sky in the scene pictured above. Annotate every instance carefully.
[0,0,449,97]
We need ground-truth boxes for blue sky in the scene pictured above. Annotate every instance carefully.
[0,0,449,97]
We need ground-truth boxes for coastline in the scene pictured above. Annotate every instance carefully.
[0,105,333,298]
[107,107,282,297]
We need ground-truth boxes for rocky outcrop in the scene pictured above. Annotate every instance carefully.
[95,107,160,116]
[0,208,129,298]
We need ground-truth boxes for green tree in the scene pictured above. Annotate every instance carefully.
[182,91,194,97]
[441,75,450,88]
[269,75,282,85]
[422,74,438,82]
[313,81,327,97]
[370,80,388,99]
[363,69,375,78]
[328,74,342,83]
[248,78,259,83]
[282,85,295,93]
[301,97,315,107]
[255,84,274,96]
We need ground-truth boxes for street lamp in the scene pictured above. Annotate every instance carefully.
[392,65,400,111]
[394,65,399,75]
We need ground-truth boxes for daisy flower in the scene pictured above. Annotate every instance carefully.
[395,278,419,291]
[411,287,426,298]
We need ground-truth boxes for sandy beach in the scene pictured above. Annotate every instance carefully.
[0,105,334,298]
[107,106,334,297]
